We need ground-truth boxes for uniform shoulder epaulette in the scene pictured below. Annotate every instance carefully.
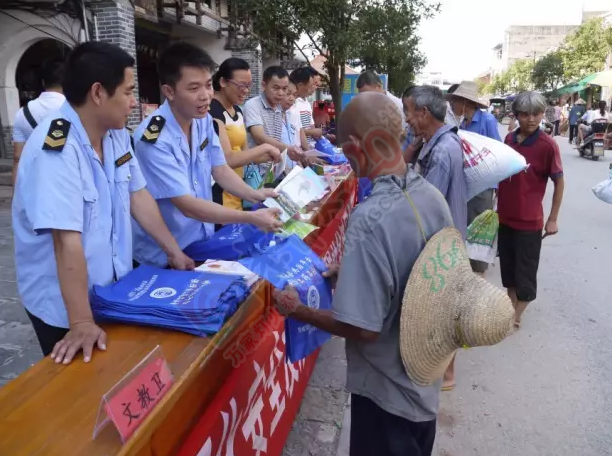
[141,115,166,144]
[42,119,71,152]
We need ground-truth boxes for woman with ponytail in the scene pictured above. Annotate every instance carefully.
[210,58,281,214]
[577,100,612,146]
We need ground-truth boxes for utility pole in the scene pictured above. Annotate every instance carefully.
[526,50,538,90]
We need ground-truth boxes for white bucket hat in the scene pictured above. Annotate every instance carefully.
[400,227,515,386]
[449,81,489,109]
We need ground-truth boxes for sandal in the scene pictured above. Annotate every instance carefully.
[441,382,455,392]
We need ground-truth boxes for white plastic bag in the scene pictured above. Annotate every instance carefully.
[592,178,612,204]
[458,130,528,199]
[466,209,499,264]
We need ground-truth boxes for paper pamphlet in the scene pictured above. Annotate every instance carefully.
[263,166,329,223]
[196,260,259,287]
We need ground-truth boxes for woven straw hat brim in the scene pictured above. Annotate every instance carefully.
[450,89,489,109]
[400,227,514,386]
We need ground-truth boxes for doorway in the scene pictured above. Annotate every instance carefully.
[15,38,71,107]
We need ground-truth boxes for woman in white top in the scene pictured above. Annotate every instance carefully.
[578,100,612,145]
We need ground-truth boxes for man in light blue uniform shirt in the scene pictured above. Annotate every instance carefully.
[133,42,282,268]
[12,42,194,365]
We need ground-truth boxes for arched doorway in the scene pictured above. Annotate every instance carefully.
[15,38,71,107]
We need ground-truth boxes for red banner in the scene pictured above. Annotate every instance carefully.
[177,177,356,456]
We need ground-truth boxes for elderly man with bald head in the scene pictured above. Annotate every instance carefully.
[273,91,454,456]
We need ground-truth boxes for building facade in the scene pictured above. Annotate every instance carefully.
[502,25,579,69]
[0,0,266,159]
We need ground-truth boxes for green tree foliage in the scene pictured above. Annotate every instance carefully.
[531,51,566,92]
[235,0,436,111]
[489,71,511,95]
[559,18,610,80]
[348,0,438,96]
[506,59,535,92]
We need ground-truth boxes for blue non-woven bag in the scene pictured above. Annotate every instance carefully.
[90,265,250,336]
[358,177,372,202]
[183,223,276,262]
[315,137,337,156]
[238,235,332,363]
[314,137,348,165]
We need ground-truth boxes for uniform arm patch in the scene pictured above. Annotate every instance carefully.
[42,119,71,152]
[141,115,166,144]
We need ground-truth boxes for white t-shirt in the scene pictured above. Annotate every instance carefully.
[286,105,303,148]
[295,97,315,147]
[385,91,406,127]
[12,92,66,143]
[583,109,612,124]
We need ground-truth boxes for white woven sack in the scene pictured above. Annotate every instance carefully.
[458,130,528,199]
[592,178,612,204]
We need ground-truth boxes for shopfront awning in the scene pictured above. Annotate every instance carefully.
[553,73,598,96]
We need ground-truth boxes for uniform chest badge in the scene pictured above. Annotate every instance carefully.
[200,138,209,151]
[115,151,132,167]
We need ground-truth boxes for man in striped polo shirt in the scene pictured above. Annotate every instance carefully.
[290,67,323,148]
[244,66,305,173]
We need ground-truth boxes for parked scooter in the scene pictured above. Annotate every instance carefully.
[578,119,609,161]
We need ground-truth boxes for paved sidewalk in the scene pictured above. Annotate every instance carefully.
[282,336,349,456]
[0,186,42,387]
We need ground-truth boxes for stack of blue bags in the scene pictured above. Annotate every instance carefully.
[90,265,250,336]
[239,235,332,363]
[315,137,348,165]
[183,223,277,262]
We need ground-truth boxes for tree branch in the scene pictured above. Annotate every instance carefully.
[305,31,326,57]
[293,40,312,63]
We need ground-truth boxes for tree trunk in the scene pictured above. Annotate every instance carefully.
[326,60,343,114]
[325,59,342,118]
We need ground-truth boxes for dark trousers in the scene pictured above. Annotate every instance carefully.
[553,120,560,136]
[349,394,436,456]
[569,124,578,143]
[25,310,68,356]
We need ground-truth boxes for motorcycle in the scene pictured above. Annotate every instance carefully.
[578,119,609,161]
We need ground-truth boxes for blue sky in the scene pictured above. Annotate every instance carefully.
[418,0,612,81]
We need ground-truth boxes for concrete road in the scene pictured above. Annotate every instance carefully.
[433,132,612,456]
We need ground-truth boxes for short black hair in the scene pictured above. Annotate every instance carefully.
[41,59,65,89]
[356,70,382,89]
[402,84,417,99]
[305,66,320,77]
[289,67,312,86]
[213,57,250,91]
[447,83,460,94]
[263,65,289,83]
[62,41,134,107]
[158,42,215,87]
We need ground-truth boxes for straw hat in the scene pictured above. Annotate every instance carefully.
[400,227,514,386]
[576,98,586,105]
[448,81,489,109]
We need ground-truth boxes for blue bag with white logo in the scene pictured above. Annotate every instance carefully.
[183,223,276,262]
[238,234,332,363]
[90,265,250,336]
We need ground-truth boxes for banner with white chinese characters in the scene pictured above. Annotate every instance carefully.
[176,176,357,456]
